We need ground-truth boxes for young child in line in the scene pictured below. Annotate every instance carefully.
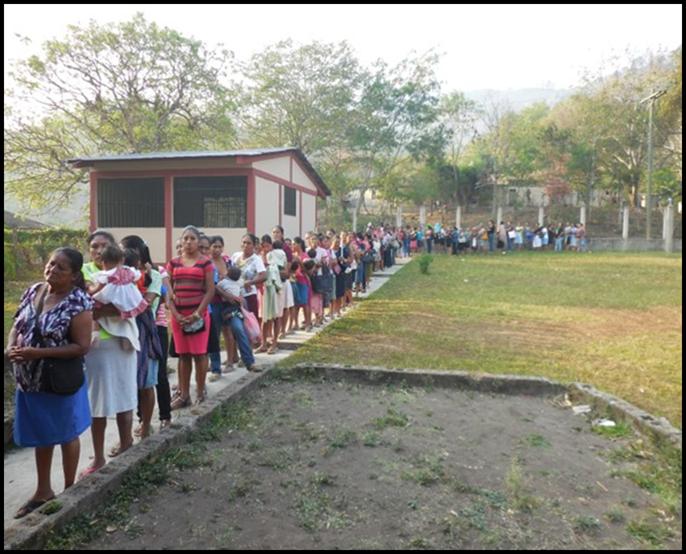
[215,266,244,316]
[90,245,148,350]
[303,258,323,327]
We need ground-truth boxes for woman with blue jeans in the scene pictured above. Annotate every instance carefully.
[213,290,256,371]
[487,220,496,253]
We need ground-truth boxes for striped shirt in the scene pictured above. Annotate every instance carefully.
[166,256,213,315]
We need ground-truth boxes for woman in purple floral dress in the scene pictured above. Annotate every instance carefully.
[6,248,93,518]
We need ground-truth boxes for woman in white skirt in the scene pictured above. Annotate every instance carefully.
[79,230,138,478]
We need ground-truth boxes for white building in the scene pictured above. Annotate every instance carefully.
[68,148,330,262]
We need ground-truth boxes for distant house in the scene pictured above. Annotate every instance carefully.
[4,210,49,229]
[68,148,330,262]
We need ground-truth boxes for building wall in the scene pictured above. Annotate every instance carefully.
[291,161,318,193]
[253,157,291,181]
[255,176,279,238]
[301,193,316,234]
[173,228,246,258]
[107,228,166,264]
[283,213,299,240]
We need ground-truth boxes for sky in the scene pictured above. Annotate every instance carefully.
[4,3,683,93]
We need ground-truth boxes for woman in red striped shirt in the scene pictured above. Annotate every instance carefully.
[166,226,215,408]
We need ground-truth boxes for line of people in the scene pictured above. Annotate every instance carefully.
[395,220,589,255]
[6,223,402,519]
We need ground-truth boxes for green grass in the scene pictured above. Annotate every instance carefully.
[282,252,682,428]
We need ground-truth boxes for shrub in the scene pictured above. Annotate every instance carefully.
[3,227,88,279]
[418,253,433,274]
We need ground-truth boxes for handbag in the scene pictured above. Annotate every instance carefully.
[40,357,85,395]
[33,285,85,396]
[240,307,262,345]
[182,316,205,334]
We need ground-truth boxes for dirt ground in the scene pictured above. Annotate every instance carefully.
[78,374,681,550]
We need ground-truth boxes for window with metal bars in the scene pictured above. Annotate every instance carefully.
[284,186,296,216]
[97,178,164,227]
[174,176,247,228]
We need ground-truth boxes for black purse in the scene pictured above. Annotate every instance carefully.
[33,285,85,396]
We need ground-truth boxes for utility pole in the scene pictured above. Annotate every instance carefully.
[639,89,667,240]
[491,157,497,220]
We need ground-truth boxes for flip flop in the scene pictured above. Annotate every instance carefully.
[78,465,102,480]
[14,496,55,519]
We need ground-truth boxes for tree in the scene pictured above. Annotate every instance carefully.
[439,91,481,208]
[4,13,236,212]
[346,51,444,221]
[237,39,361,158]
[572,49,678,206]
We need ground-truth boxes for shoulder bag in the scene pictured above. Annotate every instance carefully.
[33,285,85,396]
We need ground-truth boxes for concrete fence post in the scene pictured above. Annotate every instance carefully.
[496,206,503,225]
[580,205,586,226]
[396,206,402,229]
[456,205,462,229]
[538,205,545,226]
[622,206,630,250]
[419,205,426,227]
[664,203,675,253]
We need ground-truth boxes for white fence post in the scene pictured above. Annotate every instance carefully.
[664,202,675,253]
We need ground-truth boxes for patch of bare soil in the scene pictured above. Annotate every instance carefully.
[82,375,681,550]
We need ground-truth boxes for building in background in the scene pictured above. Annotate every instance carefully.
[68,148,330,262]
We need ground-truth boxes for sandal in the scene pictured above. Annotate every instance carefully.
[170,395,191,411]
[246,365,262,373]
[14,496,56,519]
[159,419,172,431]
[78,465,102,480]
[267,345,278,355]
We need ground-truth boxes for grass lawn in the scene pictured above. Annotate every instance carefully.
[282,251,683,428]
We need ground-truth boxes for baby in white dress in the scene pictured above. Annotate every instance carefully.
[89,245,148,350]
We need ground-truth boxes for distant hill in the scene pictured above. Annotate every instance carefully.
[464,87,576,112]
[4,190,89,230]
[4,210,49,229]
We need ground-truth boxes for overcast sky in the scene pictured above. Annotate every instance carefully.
[4,4,682,93]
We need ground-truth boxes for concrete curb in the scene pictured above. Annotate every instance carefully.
[569,382,682,448]
[3,370,271,551]
[292,363,569,397]
[292,364,682,449]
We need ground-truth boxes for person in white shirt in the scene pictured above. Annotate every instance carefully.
[230,234,266,322]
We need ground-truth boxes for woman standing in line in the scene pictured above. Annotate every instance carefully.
[7,248,93,518]
[119,235,164,439]
[166,226,215,408]
[231,234,267,326]
[208,235,238,376]
[79,230,138,475]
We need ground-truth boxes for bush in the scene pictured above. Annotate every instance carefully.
[3,227,89,280]
[418,254,433,274]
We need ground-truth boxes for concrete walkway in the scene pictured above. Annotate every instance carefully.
[3,257,410,530]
